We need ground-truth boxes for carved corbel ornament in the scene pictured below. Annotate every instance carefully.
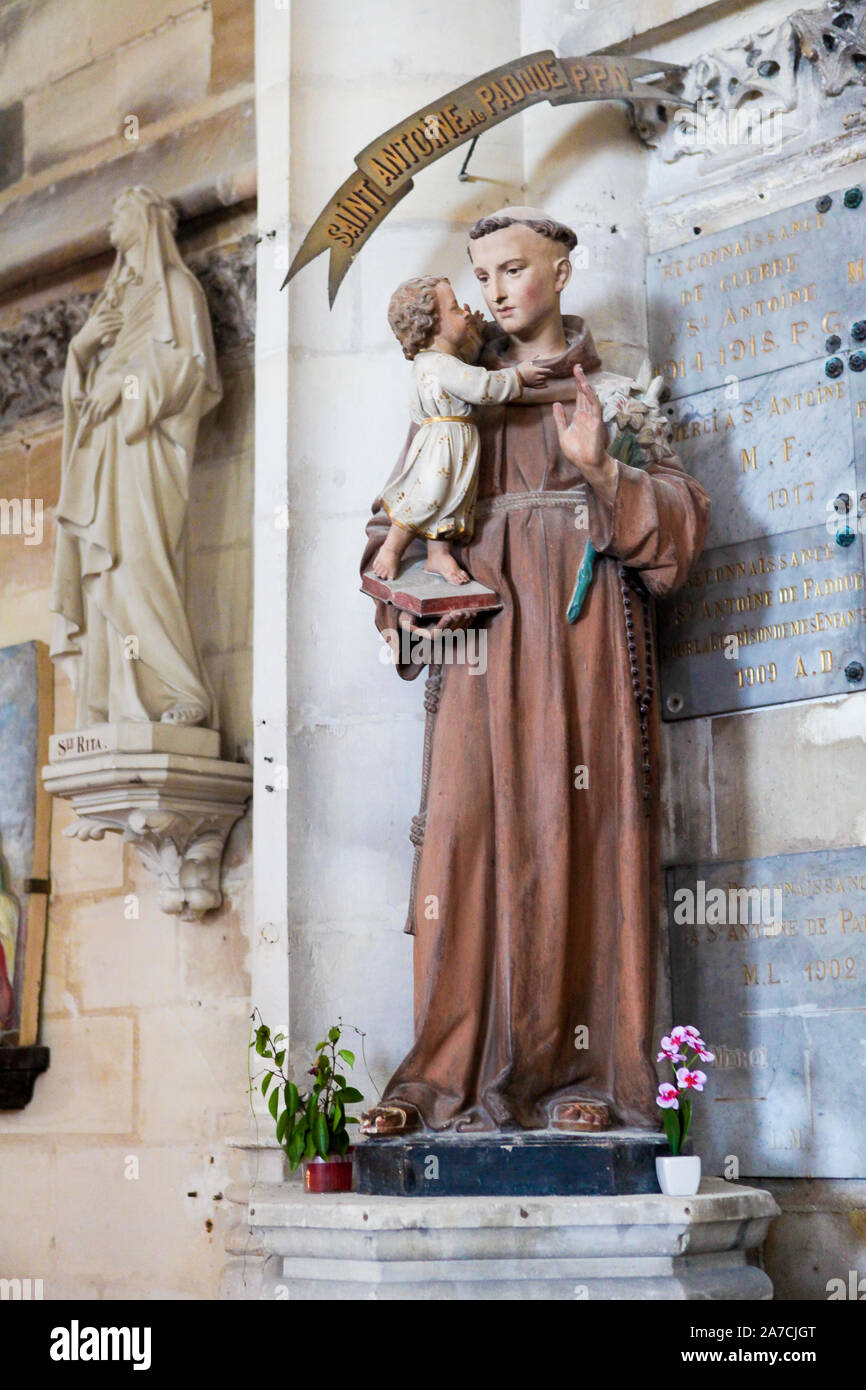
[624,0,866,161]
[44,748,252,922]
[797,2,866,95]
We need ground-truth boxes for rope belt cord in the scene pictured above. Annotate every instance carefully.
[420,414,472,425]
[475,487,588,519]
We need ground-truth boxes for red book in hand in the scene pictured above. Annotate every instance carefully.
[361,558,501,619]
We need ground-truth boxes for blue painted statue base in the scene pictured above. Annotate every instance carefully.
[355,1129,670,1197]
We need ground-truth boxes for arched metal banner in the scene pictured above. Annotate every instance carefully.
[283,50,685,306]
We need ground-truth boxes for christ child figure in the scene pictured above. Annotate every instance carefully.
[373,276,548,585]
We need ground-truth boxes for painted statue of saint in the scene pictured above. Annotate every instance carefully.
[361,207,710,1135]
[50,186,222,729]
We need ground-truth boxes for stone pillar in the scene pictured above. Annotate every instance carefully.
[221,0,292,1300]
[251,0,290,1052]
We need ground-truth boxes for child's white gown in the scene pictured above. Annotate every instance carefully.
[381,350,522,539]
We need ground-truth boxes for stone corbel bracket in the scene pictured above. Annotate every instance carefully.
[43,747,252,921]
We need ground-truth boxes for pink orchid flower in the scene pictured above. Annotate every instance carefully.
[694,1043,715,1062]
[676,1067,707,1092]
[656,1082,679,1110]
[657,1035,686,1063]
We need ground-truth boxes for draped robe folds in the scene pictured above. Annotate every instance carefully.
[50,264,221,727]
[362,320,710,1131]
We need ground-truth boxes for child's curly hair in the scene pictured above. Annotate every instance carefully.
[387,276,448,360]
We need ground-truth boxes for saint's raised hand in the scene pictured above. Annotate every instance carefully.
[552,364,618,502]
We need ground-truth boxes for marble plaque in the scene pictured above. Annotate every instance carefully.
[647,189,866,401]
[649,181,866,718]
[660,525,866,719]
[668,847,866,1178]
[661,358,857,552]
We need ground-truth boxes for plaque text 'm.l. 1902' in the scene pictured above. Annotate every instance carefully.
[668,846,866,1178]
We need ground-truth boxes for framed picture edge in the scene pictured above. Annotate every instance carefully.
[16,639,53,1048]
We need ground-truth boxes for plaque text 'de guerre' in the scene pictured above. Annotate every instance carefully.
[647,185,866,719]
[668,846,866,1178]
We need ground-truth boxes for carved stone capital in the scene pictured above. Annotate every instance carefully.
[42,730,252,921]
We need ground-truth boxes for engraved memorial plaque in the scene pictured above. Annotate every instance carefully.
[647,192,866,401]
[663,359,854,551]
[649,184,866,718]
[668,847,866,1177]
[660,526,866,719]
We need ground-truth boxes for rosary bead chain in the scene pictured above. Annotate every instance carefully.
[619,565,655,806]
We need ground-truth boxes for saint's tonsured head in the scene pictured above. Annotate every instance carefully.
[467,206,577,340]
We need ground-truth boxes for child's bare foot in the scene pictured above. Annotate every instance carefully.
[371,544,403,580]
[371,522,412,581]
[425,545,469,585]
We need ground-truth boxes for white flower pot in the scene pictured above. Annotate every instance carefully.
[656,1154,701,1195]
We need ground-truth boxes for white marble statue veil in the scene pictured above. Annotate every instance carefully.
[50,186,223,729]
[95,185,222,409]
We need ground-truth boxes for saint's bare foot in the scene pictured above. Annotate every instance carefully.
[359,1102,421,1136]
[550,1099,611,1132]
[161,703,206,726]
[424,550,469,585]
[371,545,402,581]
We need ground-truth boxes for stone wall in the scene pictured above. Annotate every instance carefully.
[0,0,255,1301]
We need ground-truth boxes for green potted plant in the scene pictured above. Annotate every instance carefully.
[250,1013,364,1193]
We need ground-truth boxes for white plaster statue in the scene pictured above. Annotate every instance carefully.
[50,186,222,729]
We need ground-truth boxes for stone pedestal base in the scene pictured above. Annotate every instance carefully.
[249,1178,779,1300]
